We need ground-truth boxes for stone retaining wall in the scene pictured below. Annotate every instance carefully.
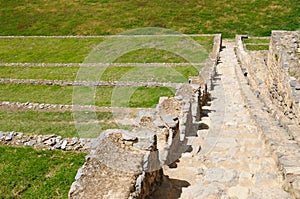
[68,129,163,199]
[0,101,155,113]
[235,31,300,142]
[0,78,182,88]
[0,62,205,67]
[68,83,209,198]
[200,34,222,90]
[234,52,300,199]
[0,131,94,151]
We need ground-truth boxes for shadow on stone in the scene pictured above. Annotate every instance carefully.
[149,175,190,199]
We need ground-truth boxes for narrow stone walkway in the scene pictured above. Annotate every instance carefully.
[153,41,292,198]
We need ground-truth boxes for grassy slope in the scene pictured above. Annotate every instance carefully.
[0,146,86,199]
[0,110,124,137]
[0,0,299,37]
[243,37,270,51]
[0,36,213,63]
[0,84,175,107]
[0,38,103,63]
[0,65,199,81]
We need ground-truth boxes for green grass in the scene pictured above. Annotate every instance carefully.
[0,65,200,81]
[243,37,270,51]
[245,44,269,51]
[0,84,175,108]
[243,38,270,44]
[0,38,104,63]
[0,36,212,63]
[0,110,125,137]
[0,0,299,37]
[114,49,187,63]
[0,66,79,80]
[113,36,213,63]
[0,145,85,199]
[191,36,214,53]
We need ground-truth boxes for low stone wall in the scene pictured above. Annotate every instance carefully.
[151,82,209,168]
[1,62,205,67]
[0,131,94,151]
[68,82,209,198]
[0,101,155,114]
[234,48,300,199]
[0,78,182,88]
[68,129,163,199]
[266,31,300,122]
[200,34,222,90]
[235,32,300,142]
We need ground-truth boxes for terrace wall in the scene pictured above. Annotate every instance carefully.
[235,31,300,142]
[236,31,300,197]
[68,83,210,198]
[199,34,222,90]
[0,132,94,151]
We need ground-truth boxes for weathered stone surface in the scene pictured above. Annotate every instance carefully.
[69,129,163,199]
[161,114,178,128]
[133,129,156,151]
[250,188,290,199]
[228,185,249,199]
[25,140,36,147]
[204,168,237,183]
[61,140,68,150]
[5,132,14,141]
[180,183,226,199]
[0,131,92,151]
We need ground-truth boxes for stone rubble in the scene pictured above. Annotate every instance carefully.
[0,131,94,152]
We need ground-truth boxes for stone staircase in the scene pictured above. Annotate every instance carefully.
[151,40,299,198]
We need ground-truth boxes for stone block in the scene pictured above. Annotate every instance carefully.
[204,168,237,184]
[228,185,249,199]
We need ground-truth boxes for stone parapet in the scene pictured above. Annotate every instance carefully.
[235,32,300,142]
[68,82,209,198]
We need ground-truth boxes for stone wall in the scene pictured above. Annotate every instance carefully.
[200,34,222,90]
[235,31,300,142]
[68,129,163,199]
[266,31,300,122]
[0,78,182,88]
[156,84,208,166]
[0,131,93,151]
[68,82,209,198]
[235,32,300,198]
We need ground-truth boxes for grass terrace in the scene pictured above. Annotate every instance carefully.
[0,65,200,82]
[0,36,213,63]
[0,84,175,108]
[0,145,86,198]
[1,0,299,197]
[0,38,104,63]
[0,34,210,138]
[0,110,129,138]
[243,37,270,51]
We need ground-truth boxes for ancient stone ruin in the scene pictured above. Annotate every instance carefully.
[1,31,299,198]
[67,31,299,198]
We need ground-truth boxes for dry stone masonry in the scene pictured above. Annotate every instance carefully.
[0,131,94,151]
[0,33,299,198]
[236,31,300,143]
[68,82,209,198]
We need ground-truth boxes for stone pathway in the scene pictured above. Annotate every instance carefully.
[153,41,293,198]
